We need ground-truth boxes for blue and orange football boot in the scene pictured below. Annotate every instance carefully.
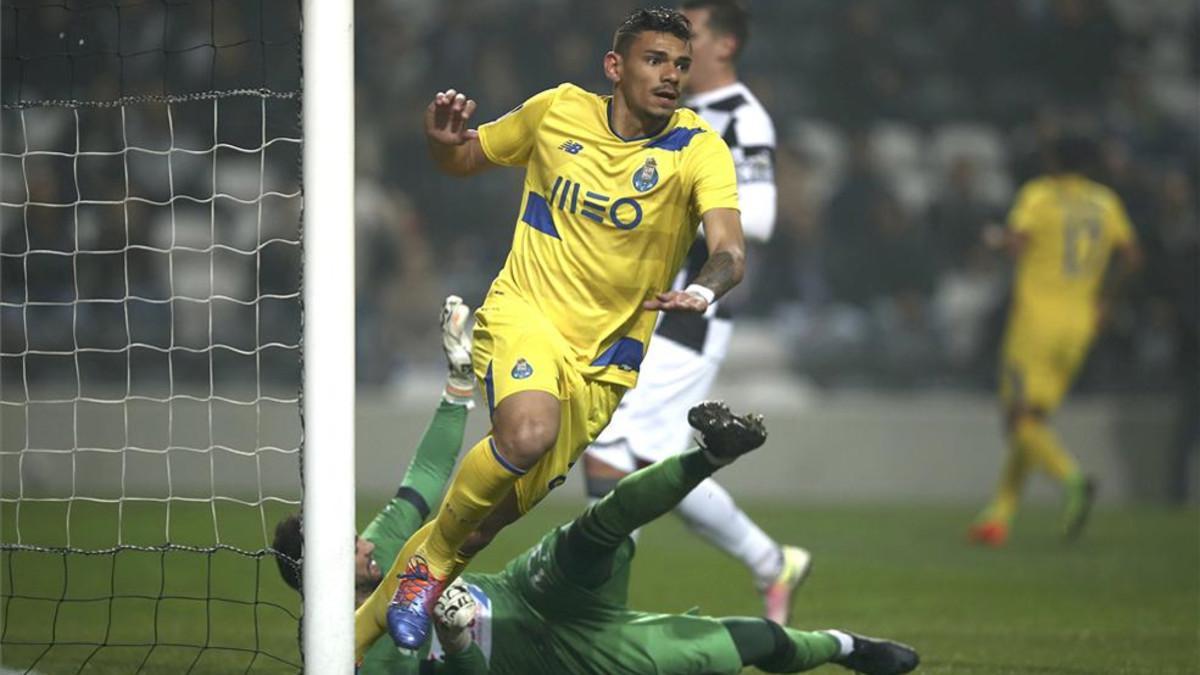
[386,555,447,650]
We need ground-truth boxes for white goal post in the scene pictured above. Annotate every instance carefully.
[301,0,356,671]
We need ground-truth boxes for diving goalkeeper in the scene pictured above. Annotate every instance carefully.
[275,297,918,674]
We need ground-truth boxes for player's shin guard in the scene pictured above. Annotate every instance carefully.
[721,618,840,673]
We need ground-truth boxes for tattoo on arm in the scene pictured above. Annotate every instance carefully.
[692,250,742,299]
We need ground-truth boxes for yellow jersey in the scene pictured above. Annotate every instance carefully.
[477,83,739,388]
[1008,174,1135,323]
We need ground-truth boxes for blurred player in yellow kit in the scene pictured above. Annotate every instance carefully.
[970,136,1142,547]
[361,7,748,654]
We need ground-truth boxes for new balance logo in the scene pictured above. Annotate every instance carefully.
[558,140,584,154]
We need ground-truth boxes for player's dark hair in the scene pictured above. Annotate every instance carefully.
[272,513,303,592]
[612,7,693,56]
[1054,134,1099,174]
[681,0,750,58]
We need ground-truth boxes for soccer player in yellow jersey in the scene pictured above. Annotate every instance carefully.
[969,136,1142,547]
[371,7,746,652]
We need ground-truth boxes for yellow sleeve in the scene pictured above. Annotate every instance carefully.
[687,132,740,217]
[476,85,562,167]
[1104,192,1136,246]
[1007,181,1045,235]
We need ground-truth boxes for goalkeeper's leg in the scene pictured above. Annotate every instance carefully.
[558,402,767,588]
[720,618,918,674]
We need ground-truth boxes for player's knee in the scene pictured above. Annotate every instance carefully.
[494,417,557,468]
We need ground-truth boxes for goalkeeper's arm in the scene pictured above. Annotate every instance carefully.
[359,400,469,549]
[397,295,476,514]
[363,297,476,548]
[398,397,471,517]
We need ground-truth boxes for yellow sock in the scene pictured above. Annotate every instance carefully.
[1014,416,1079,482]
[985,439,1030,524]
[415,435,525,577]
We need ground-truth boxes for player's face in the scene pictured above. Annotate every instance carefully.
[354,536,381,587]
[613,31,692,121]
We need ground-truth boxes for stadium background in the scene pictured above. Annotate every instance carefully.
[354,0,1198,506]
[1,0,1197,673]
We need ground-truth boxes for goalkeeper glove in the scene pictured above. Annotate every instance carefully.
[433,578,477,654]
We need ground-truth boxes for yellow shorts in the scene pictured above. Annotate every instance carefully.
[999,314,1095,413]
[473,292,625,513]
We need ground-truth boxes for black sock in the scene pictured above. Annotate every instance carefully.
[721,617,796,670]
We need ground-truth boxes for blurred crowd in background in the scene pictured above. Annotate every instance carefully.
[2,0,303,390]
[355,0,1198,394]
[1,0,1196,398]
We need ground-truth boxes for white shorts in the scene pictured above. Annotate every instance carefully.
[586,335,721,472]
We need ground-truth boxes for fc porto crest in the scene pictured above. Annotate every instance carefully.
[511,358,534,380]
[632,157,659,192]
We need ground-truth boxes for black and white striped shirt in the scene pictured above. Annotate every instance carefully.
[656,81,777,359]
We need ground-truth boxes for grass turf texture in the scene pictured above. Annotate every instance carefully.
[2,501,1196,674]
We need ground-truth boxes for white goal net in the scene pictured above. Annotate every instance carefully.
[1,1,307,671]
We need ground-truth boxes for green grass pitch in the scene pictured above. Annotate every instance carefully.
[2,500,1197,673]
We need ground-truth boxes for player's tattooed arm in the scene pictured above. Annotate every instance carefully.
[695,207,746,298]
[693,250,741,299]
[644,208,745,313]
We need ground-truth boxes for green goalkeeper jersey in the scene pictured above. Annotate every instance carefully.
[361,506,740,675]
[455,528,744,675]
[356,401,741,675]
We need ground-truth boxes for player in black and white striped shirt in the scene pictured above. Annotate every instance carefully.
[584,0,812,626]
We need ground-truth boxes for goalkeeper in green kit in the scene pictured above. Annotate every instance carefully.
[273,296,919,675]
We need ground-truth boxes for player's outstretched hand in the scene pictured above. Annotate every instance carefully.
[425,88,479,147]
[644,290,709,313]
